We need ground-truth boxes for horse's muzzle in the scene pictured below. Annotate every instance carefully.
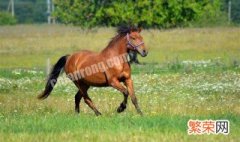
[139,49,148,57]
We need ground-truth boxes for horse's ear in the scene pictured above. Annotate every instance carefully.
[138,27,142,33]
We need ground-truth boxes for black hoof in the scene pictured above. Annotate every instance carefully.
[75,109,80,114]
[95,111,102,116]
[138,110,143,116]
[117,103,126,113]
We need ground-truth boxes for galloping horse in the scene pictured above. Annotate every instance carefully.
[38,26,148,116]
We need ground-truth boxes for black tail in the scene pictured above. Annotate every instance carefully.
[38,55,68,99]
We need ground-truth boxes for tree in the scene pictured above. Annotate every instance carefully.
[222,0,240,23]
[53,0,226,28]
[0,0,47,23]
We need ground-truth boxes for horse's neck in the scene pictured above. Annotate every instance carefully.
[101,37,127,57]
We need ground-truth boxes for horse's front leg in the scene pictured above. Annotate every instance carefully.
[110,79,128,113]
[125,78,143,115]
[117,91,128,113]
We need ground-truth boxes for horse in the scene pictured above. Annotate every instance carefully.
[38,25,148,116]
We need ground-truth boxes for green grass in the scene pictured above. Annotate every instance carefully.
[0,25,240,141]
[0,70,239,141]
[0,91,239,142]
[0,112,239,142]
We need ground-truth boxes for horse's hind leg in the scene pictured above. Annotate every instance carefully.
[83,94,102,116]
[79,84,101,116]
[75,90,82,113]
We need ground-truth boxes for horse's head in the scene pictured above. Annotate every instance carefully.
[126,27,148,57]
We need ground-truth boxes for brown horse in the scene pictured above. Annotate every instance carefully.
[38,25,148,116]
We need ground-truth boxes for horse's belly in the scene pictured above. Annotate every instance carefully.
[80,72,108,87]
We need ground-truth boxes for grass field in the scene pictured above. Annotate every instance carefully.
[0,25,240,142]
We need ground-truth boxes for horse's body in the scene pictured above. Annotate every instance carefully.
[66,50,110,86]
[38,26,148,115]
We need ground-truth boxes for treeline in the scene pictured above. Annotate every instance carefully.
[0,0,46,24]
[222,0,240,23]
[53,0,227,28]
[0,0,240,27]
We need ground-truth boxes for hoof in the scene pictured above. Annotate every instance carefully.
[95,111,102,116]
[117,103,126,113]
[75,109,80,114]
[138,110,143,116]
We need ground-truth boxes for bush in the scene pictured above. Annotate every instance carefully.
[190,0,228,27]
[53,0,227,28]
[0,12,17,25]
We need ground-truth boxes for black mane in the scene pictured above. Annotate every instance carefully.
[104,25,139,49]
[117,25,138,36]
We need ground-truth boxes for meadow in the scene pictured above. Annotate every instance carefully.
[0,25,240,142]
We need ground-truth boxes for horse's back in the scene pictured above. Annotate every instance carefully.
[65,50,97,71]
[64,50,108,86]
